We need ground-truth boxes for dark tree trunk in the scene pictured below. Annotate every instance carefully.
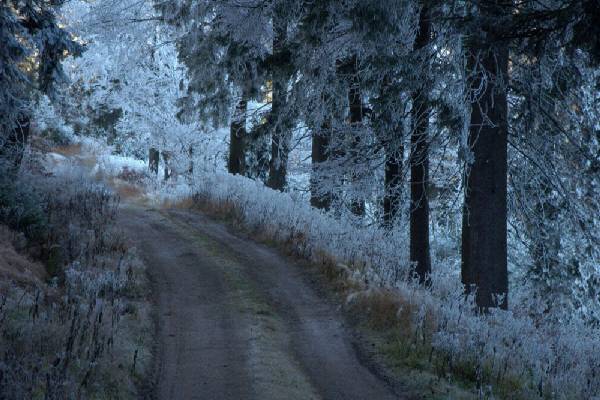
[228,95,247,175]
[149,147,159,175]
[410,4,432,284]
[347,57,365,216]
[311,120,333,210]
[380,74,403,227]
[162,151,172,181]
[383,149,402,226]
[188,145,194,174]
[267,12,290,191]
[461,4,510,310]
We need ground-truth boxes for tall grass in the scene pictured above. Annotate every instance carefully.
[0,160,150,400]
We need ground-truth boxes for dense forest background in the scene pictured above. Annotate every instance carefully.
[2,0,600,398]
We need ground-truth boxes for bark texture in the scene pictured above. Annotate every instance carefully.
[347,57,365,216]
[461,4,510,309]
[267,11,290,191]
[162,151,172,181]
[410,4,432,283]
[310,122,332,210]
[383,150,402,226]
[379,74,403,227]
[188,145,194,174]
[149,147,159,175]
[228,96,247,175]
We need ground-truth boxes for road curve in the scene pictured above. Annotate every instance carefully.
[118,204,402,400]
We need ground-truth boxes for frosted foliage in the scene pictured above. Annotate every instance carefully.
[34,0,600,397]
[1,1,79,139]
[61,0,199,157]
[33,95,74,143]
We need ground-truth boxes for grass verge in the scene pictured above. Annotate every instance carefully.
[0,153,152,399]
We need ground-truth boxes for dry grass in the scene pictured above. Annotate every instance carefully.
[0,165,152,399]
[108,177,144,200]
[49,142,99,171]
[164,196,196,209]
[0,226,46,289]
[167,194,245,226]
[51,143,82,157]
[349,289,404,329]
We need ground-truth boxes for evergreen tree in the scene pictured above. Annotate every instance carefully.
[228,93,248,175]
[1,1,80,165]
[161,0,268,176]
[461,1,510,310]
[266,1,293,190]
[409,3,432,283]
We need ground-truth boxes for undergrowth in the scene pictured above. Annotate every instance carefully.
[0,156,151,399]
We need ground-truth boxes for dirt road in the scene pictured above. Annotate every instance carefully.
[119,204,402,400]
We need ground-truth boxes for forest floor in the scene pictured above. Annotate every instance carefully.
[118,202,405,400]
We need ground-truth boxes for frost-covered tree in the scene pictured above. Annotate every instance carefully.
[291,0,418,218]
[60,0,200,176]
[54,0,600,324]
[460,1,510,310]
[456,0,600,311]
[1,0,79,165]
[161,0,271,177]
[509,41,600,319]
[266,0,295,191]
[409,2,432,283]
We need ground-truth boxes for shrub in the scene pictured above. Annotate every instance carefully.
[0,164,148,399]
[33,95,74,146]
[0,164,47,241]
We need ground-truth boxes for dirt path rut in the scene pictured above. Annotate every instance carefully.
[118,204,402,400]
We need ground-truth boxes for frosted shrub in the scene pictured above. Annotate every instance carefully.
[0,166,146,399]
[33,95,75,145]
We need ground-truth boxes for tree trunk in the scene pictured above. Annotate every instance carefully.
[228,95,247,175]
[378,75,404,227]
[383,149,402,226]
[188,145,194,175]
[162,151,172,181]
[410,4,431,284]
[347,57,365,216]
[311,120,333,210]
[461,6,510,310]
[267,11,290,191]
[149,147,159,175]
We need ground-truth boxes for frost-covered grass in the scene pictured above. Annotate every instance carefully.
[69,131,600,399]
[135,167,600,399]
[0,158,151,399]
